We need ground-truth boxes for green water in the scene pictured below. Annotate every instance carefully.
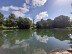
[0,29,72,54]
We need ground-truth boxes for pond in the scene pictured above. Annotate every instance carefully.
[0,29,72,54]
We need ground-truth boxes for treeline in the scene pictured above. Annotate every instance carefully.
[0,13,32,29]
[0,12,72,29]
[36,15,71,29]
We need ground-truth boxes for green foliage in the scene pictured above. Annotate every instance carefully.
[47,19,53,28]
[17,17,32,29]
[36,29,70,41]
[0,13,4,26]
[36,19,53,29]
[36,19,46,28]
[4,13,17,27]
[53,15,70,28]
[2,30,32,44]
[0,13,71,29]
[36,15,70,29]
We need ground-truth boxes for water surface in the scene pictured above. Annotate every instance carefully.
[0,29,72,54]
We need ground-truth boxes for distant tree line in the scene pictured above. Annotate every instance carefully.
[0,12,72,29]
[0,13,32,29]
[36,15,71,29]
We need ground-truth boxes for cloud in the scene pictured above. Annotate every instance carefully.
[25,0,47,7]
[12,11,25,17]
[0,3,30,17]
[27,17,32,20]
[53,0,72,6]
[9,5,20,10]
[35,11,48,20]
[35,35,48,43]
[32,0,47,7]
[12,3,30,17]
[19,7,29,13]
[0,0,47,17]
[23,3,30,8]
[0,6,9,11]
[0,5,20,11]
[25,0,30,4]
[2,39,29,49]
[0,4,29,17]
[20,3,29,13]
[0,0,47,11]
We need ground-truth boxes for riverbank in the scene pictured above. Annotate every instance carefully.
[0,25,72,30]
[50,49,72,54]
[50,51,71,54]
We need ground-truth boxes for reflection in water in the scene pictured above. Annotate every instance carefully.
[32,48,47,54]
[68,34,72,39]
[68,34,72,48]
[2,38,10,49]
[2,39,29,49]
[15,40,25,44]
[0,29,72,54]
[33,32,48,43]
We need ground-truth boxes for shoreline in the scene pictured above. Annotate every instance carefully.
[50,48,72,54]
[0,27,71,29]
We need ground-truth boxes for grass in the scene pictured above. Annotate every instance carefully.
[0,25,18,29]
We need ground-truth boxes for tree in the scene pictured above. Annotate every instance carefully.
[36,15,70,29]
[47,19,53,28]
[0,13,4,26]
[5,13,17,28]
[53,15,70,28]
[36,19,47,28]
[17,17,32,29]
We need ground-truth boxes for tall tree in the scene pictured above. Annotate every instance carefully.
[17,17,32,29]
[53,15,70,28]
[47,19,53,28]
[5,13,16,28]
[36,19,47,28]
[0,13,4,26]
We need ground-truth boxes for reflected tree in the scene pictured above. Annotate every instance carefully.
[36,29,70,41]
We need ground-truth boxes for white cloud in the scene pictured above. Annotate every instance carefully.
[27,17,32,20]
[23,3,30,8]
[25,0,30,4]
[0,0,48,17]
[9,5,20,10]
[53,0,72,6]
[35,35,48,43]
[12,3,30,17]
[20,3,29,13]
[12,11,25,17]
[35,11,48,20]
[33,32,48,43]
[0,3,30,17]
[0,5,20,11]
[0,6,9,11]
[20,7,29,13]
[32,0,47,7]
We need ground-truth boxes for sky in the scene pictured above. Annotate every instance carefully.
[0,0,72,22]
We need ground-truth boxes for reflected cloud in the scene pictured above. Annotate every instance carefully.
[1,39,29,49]
[32,48,47,54]
[68,34,72,39]
[0,30,72,54]
[33,32,48,43]
[15,40,25,44]
[1,38,10,49]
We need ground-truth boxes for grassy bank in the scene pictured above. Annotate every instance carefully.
[0,25,18,30]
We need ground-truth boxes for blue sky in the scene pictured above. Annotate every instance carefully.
[0,0,72,22]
